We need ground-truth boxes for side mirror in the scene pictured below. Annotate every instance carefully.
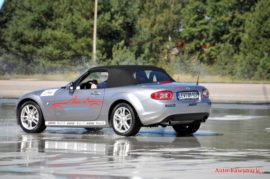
[68,82,75,93]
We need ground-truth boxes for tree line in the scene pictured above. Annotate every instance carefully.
[0,0,269,80]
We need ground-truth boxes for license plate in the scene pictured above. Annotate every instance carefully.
[178,91,199,100]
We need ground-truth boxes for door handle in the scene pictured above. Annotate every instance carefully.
[91,91,101,95]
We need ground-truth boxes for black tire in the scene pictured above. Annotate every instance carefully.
[173,122,201,136]
[18,101,46,133]
[110,103,141,136]
[84,128,102,132]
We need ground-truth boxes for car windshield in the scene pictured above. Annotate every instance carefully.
[133,70,173,84]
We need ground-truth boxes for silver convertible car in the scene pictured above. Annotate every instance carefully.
[16,65,211,136]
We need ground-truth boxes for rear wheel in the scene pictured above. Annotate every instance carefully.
[173,122,201,136]
[19,101,46,133]
[110,103,141,136]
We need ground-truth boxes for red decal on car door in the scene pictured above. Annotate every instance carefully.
[50,95,104,109]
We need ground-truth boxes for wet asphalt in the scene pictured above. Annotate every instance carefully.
[0,100,270,179]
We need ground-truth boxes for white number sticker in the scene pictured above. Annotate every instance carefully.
[40,89,58,96]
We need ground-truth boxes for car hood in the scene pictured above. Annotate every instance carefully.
[20,87,61,99]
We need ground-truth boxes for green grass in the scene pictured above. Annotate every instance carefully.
[0,73,270,83]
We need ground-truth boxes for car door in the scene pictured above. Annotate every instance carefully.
[51,70,108,122]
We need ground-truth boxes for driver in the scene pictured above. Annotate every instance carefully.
[97,81,106,88]
[90,80,98,89]
[91,80,106,89]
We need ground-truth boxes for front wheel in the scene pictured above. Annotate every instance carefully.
[18,101,46,133]
[173,122,201,136]
[110,103,141,136]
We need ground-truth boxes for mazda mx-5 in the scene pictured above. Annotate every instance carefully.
[16,65,211,136]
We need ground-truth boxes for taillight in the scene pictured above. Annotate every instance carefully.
[158,81,172,84]
[151,91,173,100]
[202,88,209,98]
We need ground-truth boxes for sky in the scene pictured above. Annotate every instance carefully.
[0,0,5,10]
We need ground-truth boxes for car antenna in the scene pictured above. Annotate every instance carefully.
[196,73,200,86]
[196,60,201,86]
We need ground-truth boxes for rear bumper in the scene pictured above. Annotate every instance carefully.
[138,99,211,126]
[160,113,209,126]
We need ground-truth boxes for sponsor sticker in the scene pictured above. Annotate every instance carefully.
[165,104,176,107]
[50,95,104,109]
[40,89,58,96]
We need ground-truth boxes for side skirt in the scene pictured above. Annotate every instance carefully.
[45,121,106,127]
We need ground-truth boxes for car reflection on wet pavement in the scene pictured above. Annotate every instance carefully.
[0,101,270,178]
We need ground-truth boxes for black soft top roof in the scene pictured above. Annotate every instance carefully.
[90,65,163,71]
[86,65,174,88]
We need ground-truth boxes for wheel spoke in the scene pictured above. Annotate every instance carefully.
[121,107,125,115]
[126,114,131,119]
[32,118,38,124]
[114,114,121,119]
[115,117,121,123]
[22,109,27,116]
[33,106,37,112]
[32,108,38,115]
[26,106,30,114]
[117,122,122,130]
[21,115,27,120]
[28,121,32,128]
[123,121,130,130]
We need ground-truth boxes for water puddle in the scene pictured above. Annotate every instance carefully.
[0,103,270,178]
[208,115,266,121]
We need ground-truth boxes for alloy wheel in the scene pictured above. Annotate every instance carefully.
[20,104,39,130]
